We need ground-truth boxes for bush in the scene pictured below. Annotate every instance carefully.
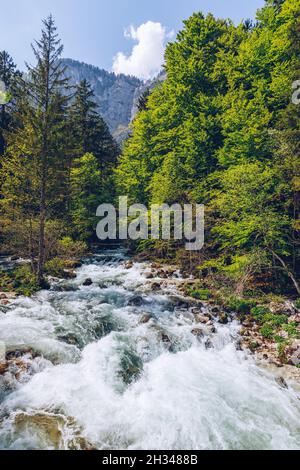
[226,297,257,314]
[295,299,300,310]
[188,288,212,300]
[45,258,66,278]
[260,324,274,340]
[283,323,300,339]
[251,306,271,322]
[12,266,40,296]
[0,269,14,292]
[57,237,88,259]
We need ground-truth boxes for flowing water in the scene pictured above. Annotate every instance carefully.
[0,249,300,450]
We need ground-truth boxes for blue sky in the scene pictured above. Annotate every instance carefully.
[1,0,265,78]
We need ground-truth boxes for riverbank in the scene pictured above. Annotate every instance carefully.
[1,250,300,449]
[132,259,300,386]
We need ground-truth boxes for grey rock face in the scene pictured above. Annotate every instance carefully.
[61,59,141,138]
[61,59,166,143]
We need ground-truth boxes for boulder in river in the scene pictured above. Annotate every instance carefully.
[139,313,152,324]
[82,278,93,286]
[218,312,229,325]
[275,376,288,389]
[127,296,144,307]
[205,338,214,349]
[124,261,133,269]
[150,282,161,292]
[191,328,204,338]
[194,314,210,324]
[144,271,154,279]
[169,295,195,310]
[63,270,77,279]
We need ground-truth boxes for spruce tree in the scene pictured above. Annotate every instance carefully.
[2,16,71,285]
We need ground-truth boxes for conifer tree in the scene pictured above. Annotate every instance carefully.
[2,16,71,285]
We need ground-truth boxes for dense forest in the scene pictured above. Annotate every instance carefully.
[0,0,299,302]
[117,0,300,298]
[0,17,118,293]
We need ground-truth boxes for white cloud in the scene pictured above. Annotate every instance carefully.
[112,21,173,80]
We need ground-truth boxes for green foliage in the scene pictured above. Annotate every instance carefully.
[0,18,119,288]
[260,324,275,340]
[57,237,88,259]
[251,306,288,326]
[283,322,300,339]
[251,306,272,322]
[44,258,66,278]
[11,266,40,296]
[187,288,212,301]
[295,299,300,310]
[115,0,300,296]
[226,297,257,314]
[70,153,102,241]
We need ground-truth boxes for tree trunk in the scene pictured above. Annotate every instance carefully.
[270,249,300,296]
[37,173,46,286]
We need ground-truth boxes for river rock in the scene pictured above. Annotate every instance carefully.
[288,314,300,324]
[275,376,288,389]
[211,306,221,314]
[144,271,154,279]
[205,339,214,349]
[124,261,133,269]
[82,278,93,286]
[191,328,204,338]
[63,270,77,279]
[207,325,217,334]
[0,362,8,375]
[288,349,300,366]
[194,314,209,324]
[169,295,194,309]
[139,313,152,324]
[150,282,161,292]
[218,313,229,325]
[127,296,144,307]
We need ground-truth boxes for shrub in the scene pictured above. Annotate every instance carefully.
[295,299,300,310]
[12,266,40,296]
[283,322,300,339]
[57,237,88,259]
[0,269,13,292]
[45,258,66,278]
[251,306,271,322]
[251,307,288,327]
[226,297,257,314]
[188,288,212,300]
[260,324,274,340]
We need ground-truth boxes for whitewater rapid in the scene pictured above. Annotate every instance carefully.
[0,250,300,450]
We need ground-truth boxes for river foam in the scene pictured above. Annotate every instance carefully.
[0,250,300,450]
